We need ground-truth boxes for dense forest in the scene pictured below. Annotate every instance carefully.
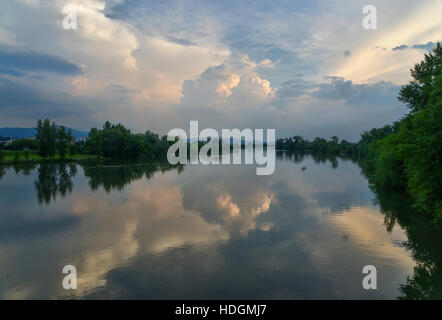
[357,43,441,222]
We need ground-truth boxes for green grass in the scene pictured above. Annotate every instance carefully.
[0,150,98,164]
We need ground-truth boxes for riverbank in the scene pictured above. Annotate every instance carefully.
[0,150,99,164]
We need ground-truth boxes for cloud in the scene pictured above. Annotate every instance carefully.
[0,46,82,75]
[0,75,132,130]
[274,78,315,100]
[411,41,438,51]
[392,41,437,51]
[166,36,197,46]
[0,78,88,119]
[392,45,409,51]
[106,83,135,94]
[0,67,25,77]
[314,77,400,106]
[171,55,278,134]
[276,76,401,107]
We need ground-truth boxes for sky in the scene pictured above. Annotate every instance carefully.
[0,0,441,141]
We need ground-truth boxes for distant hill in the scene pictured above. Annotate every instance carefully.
[0,127,88,139]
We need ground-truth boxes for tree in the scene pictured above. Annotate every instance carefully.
[57,126,70,160]
[398,43,442,113]
[35,119,57,160]
[67,129,75,158]
[330,136,339,145]
[361,42,442,222]
[35,119,49,159]
[88,128,103,160]
[49,122,57,160]
[401,74,442,219]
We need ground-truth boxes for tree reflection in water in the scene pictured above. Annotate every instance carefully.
[82,162,183,193]
[370,183,442,299]
[34,163,76,204]
[357,156,442,299]
[30,161,183,202]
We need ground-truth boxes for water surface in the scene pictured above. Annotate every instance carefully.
[0,153,440,299]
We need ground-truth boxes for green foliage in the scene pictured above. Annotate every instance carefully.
[276,135,358,156]
[1,119,171,165]
[35,119,56,160]
[85,121,172,161]
[56,126,72,160]
[68,142,77,157]
[359,43,442,222]
[399,43,442,113]
[364,176,442,299]
[87,127,103,160]
[35,119,72,160]
[401,76,442,220]
[3,138,37,151]
[371,132,407,189]
[34,163,76,204]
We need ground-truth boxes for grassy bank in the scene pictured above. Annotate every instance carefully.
[0,150,99,164]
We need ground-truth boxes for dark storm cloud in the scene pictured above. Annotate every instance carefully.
[0,46,82,75]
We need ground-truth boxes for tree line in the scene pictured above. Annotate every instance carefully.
[12,119,173,163]
[357,43,442,222]
[85,121,172,161]
[276,135,357,156]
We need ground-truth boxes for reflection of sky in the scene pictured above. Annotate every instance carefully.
[0,157,414,299]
